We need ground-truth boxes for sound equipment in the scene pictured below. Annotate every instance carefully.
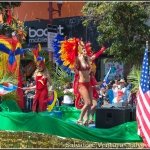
[95,106,136,128]
[130,106,136,121]
[102,102,129,108]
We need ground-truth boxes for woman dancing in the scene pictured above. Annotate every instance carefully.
[74,41,107,126]
[23,57,52,112]
[59,38,107,126]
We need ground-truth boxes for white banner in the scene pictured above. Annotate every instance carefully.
[47,25,64,52]
[47,32,58,52]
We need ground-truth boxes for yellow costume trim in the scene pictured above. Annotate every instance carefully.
[47,90,57,112]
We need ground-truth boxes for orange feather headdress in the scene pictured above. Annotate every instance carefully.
[59,38,94,70]
[59,38,79,69]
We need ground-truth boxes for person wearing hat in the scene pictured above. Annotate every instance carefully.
[112,79,127,103]
[23,56,52,112]
[119,79,125,83]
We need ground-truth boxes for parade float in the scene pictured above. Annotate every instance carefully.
[0,2,26,109]
[0,2,144,149]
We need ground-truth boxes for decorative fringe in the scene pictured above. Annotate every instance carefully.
[0,131,144,148]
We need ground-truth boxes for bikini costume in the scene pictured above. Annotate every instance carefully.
[74,61,93,109]
[56,37,107,109]
[74,47,107,109]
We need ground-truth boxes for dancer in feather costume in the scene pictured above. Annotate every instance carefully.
[58,37,109,126]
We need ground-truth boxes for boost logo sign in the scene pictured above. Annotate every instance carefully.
[29,28,47,37]
[28,27,48,44]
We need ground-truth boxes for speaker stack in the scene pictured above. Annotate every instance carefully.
[95,103,136,129]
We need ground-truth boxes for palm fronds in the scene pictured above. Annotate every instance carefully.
[1,91,17,101]
[0,74,18,101]
[23,49,34,60]
[52,66,73,97]
[127,65,141,93]
[0,73,17,85]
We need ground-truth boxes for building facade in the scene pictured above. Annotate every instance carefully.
[14,2,84,21]
[14,2,124,81]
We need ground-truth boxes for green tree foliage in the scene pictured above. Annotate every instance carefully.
[0,2,26,43]
[82,2,150,66]
[127,65,141,93]
[52,66,73,98]
[0,2,21,10]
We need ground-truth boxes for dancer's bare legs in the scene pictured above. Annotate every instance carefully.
[89,100,97,124]
[77,85,92,126]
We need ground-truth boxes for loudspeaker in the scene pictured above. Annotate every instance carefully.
[102,102,129,108]
[130,106,136,121]
[95,107,136,128]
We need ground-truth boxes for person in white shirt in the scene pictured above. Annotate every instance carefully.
[112,83,118,102]
[112,79,127,103]
[62,83,74,106]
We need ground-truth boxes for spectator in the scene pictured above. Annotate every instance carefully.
[62,82,74,106]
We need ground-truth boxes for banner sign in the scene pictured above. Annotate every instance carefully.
[47,24,64,52]
[105,61,124,80]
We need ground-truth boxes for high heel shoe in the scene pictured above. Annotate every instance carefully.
[76,120,83,125]
[83,120,89,127]
[88,119,95,124]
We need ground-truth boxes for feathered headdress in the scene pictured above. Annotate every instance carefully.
[59,37,80,70]
[53,35,96,72]
[53,34,64,66]
[52,34,72,73]
[36,56,45,67]
[58,38,94,70]
[0,35,24,73]
[31,43,45,68]
[32,43,41,62]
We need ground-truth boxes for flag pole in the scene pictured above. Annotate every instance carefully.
[146,41,149,82]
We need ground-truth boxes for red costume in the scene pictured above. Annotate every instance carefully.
[58,38,107,109]
[74,46,107,109]
[30,46,51,112]
[32,75,48,112]
[90,72,99,100]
